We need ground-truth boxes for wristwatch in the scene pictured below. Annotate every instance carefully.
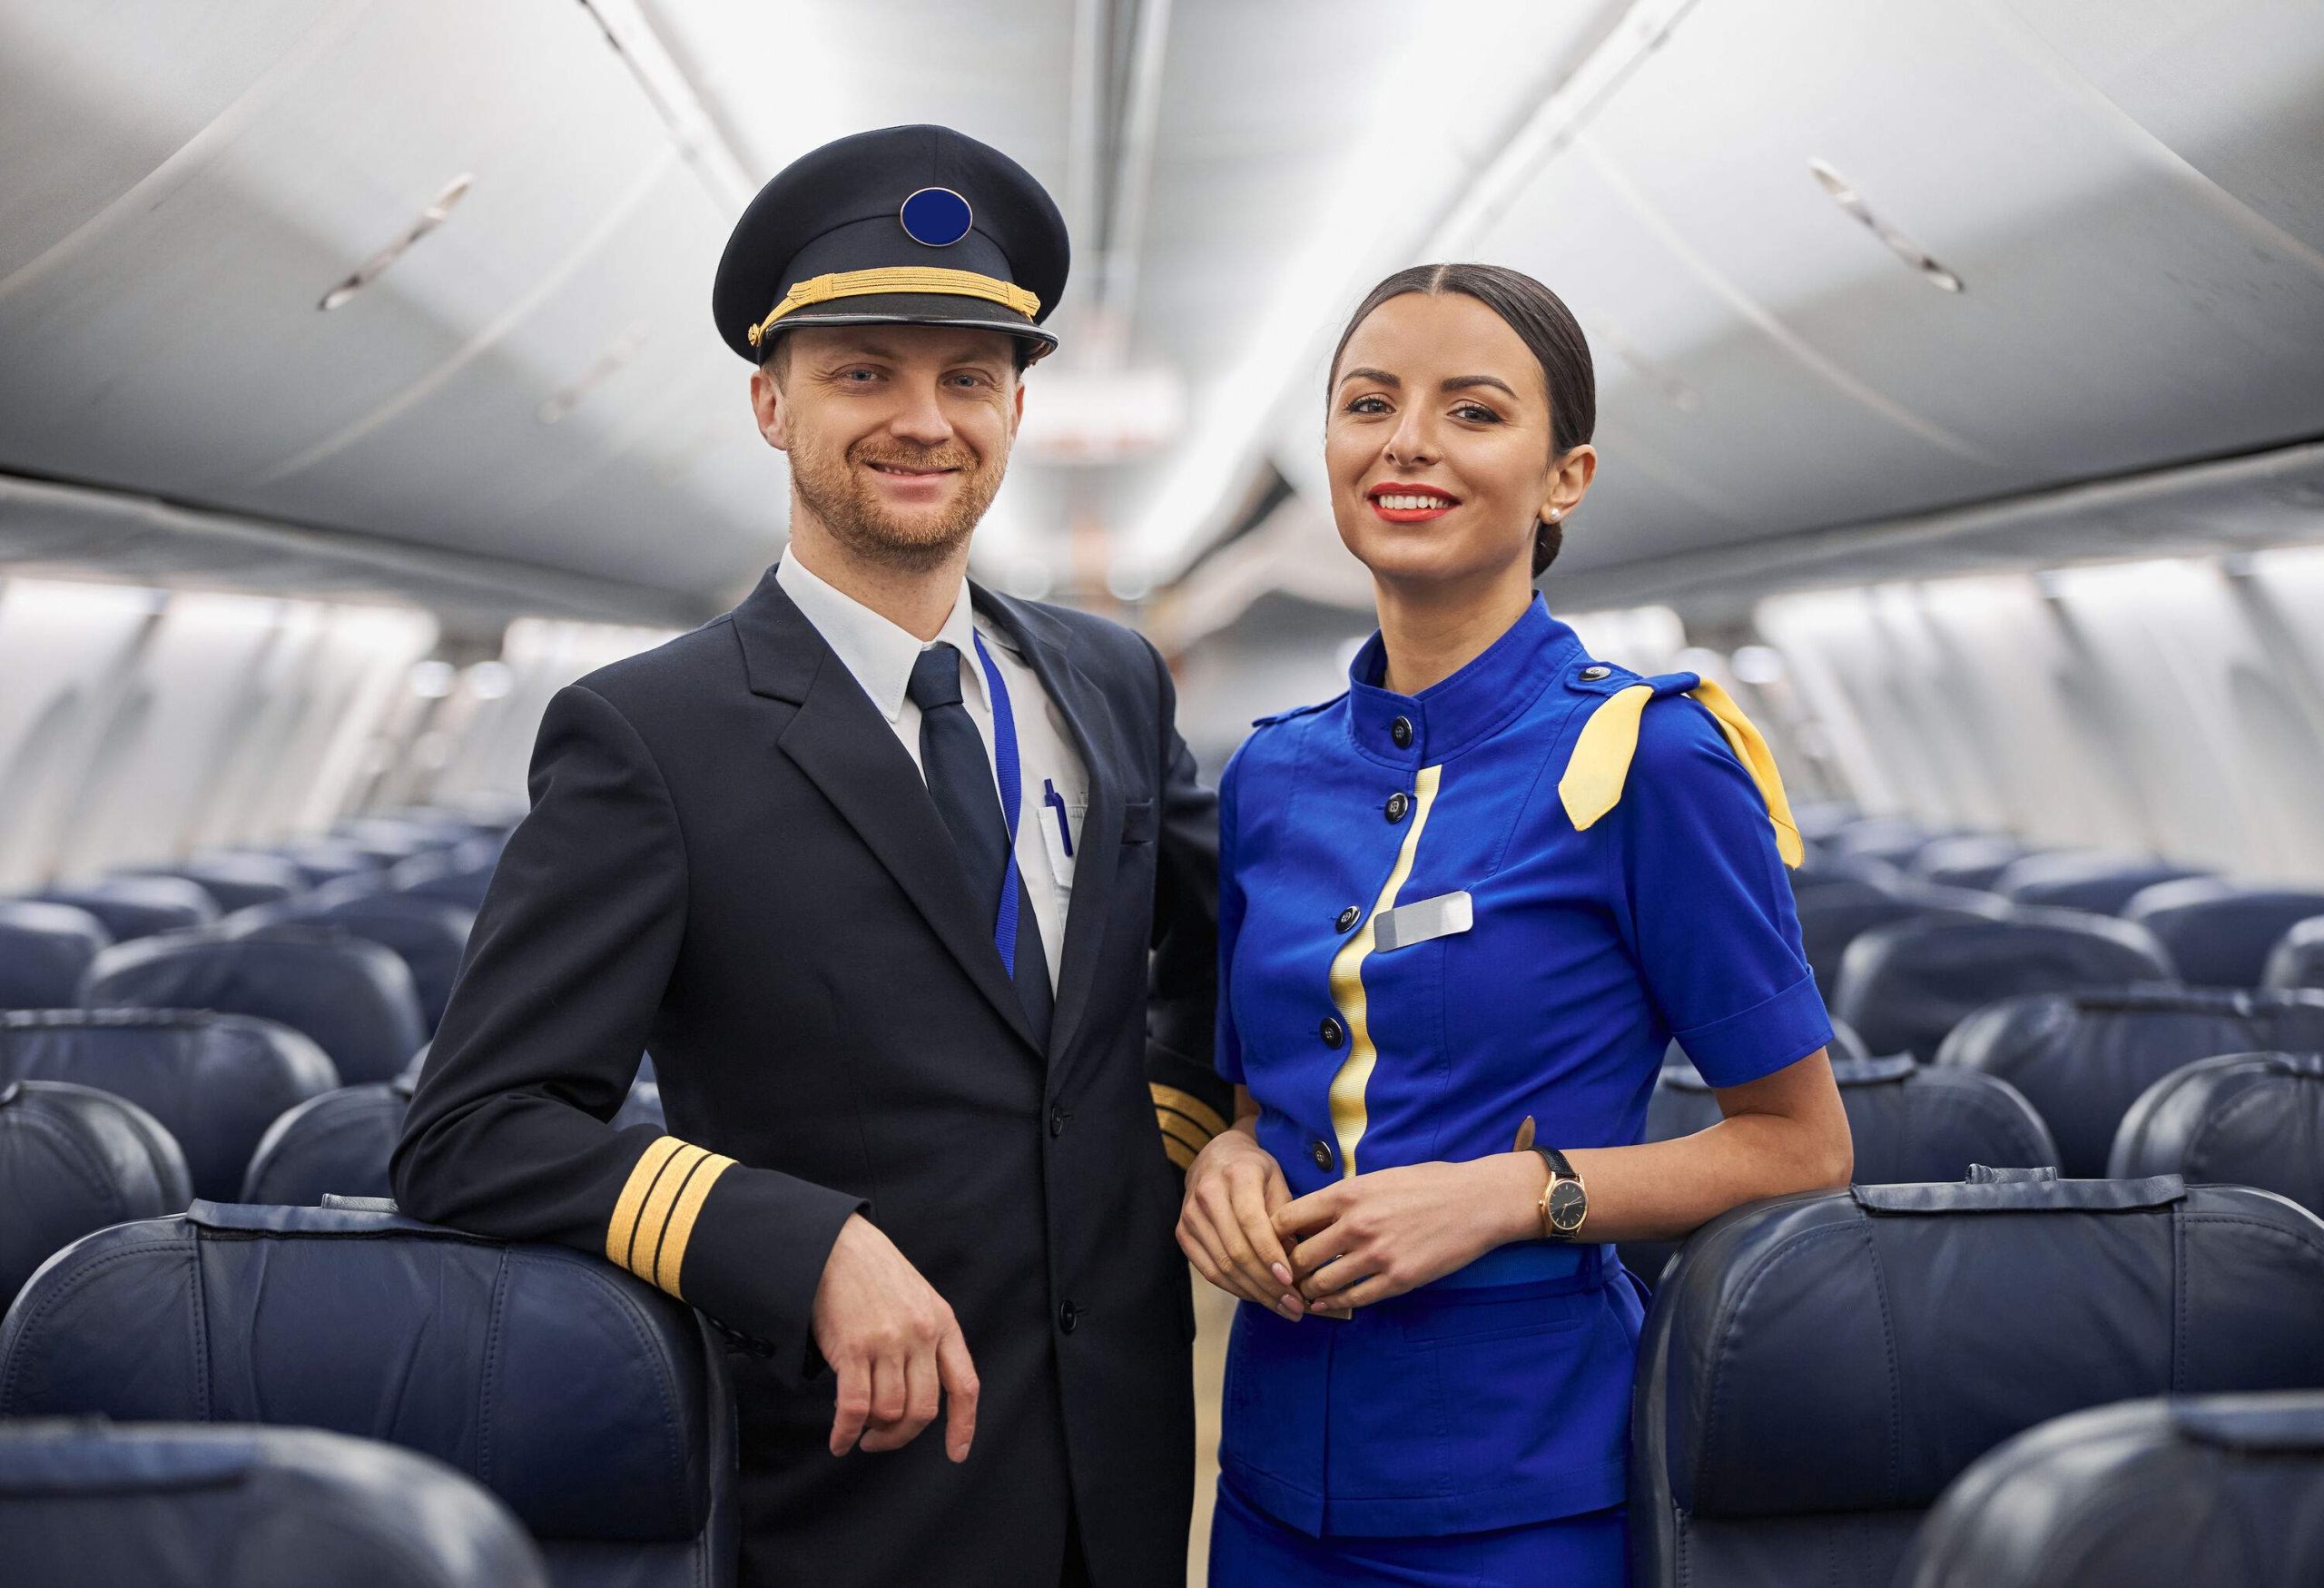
[1529,1146,1589,1240]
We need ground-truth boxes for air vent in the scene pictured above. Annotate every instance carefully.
[318,173,476,311]
[1808,159,1963,293]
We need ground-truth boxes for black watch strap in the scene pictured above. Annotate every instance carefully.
[1530,1144,1576,1181]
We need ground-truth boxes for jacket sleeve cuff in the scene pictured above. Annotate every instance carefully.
[606,1140,865,1389]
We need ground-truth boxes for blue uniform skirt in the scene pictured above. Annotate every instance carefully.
[1210,1477,1627,1587]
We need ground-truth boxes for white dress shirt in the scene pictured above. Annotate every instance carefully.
[777,552,1084,991]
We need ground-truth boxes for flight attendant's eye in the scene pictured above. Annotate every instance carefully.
[1453,402,1501,424]
[1344,395,1391,415]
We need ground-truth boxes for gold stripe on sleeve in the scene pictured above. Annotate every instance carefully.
[605,1136,689,1273]
[1149,1083,1229,1144]
[626,1142,706,1282]
[652,1150,736,1297]
[1157,1110,1212,1156]
[1162,1134,1199,1172]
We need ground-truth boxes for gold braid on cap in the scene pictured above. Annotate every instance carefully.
[745,267,1042,348]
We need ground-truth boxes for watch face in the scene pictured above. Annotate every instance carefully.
[1548,1179,1587,1231]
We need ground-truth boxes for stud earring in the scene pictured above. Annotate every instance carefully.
[1546,508,1562,523]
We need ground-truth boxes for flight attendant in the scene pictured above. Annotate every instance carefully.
[1179,262,1854,1586]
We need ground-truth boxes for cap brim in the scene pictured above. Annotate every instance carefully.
[735,291,1059,362]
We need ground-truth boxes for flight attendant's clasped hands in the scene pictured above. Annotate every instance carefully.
[1181,263,1855,1587]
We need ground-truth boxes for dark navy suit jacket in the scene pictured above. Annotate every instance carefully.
[394,566,1228,1588]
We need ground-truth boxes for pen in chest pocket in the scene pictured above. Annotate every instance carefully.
[1041,777,1074,858]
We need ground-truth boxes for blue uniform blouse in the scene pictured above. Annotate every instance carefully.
[1214,596,1831,1538]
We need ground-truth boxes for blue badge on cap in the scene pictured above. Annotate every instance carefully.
[900,187,973,248]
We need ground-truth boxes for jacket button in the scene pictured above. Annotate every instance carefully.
[1390,716,1413,749]
[1385,792,1410,824]
[1581,665,1611,682]
[1049,1105,1067,1138]
[1320,1016,1344,1049]
[1057,1301,1079,1334]
[1310,1140,1333,1170]
[1335,905,1361,932]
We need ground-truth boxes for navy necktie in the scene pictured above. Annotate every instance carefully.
[907,643,1053,1048]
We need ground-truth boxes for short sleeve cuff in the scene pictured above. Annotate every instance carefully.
[1673,972,1835,1090]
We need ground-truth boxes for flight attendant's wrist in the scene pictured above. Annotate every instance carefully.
[1486,1150,1554,1246]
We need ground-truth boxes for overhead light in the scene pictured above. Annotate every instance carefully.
[409,659,457,699]
[319,173,475,311]
[1808,159,1963,293]
[463,660,515,701]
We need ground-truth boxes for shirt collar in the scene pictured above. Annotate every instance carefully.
[1345,594,1581,765]
[776,551,988,723]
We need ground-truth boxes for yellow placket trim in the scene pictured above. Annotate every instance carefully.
[1325,764,1443,1179]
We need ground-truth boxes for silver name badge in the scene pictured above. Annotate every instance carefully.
[1373,890,1473,952]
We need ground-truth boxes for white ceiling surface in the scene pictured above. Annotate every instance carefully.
[0,0,2319,630]
[0,0,778,623]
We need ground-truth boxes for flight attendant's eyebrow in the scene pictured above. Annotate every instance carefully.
[1441,375,1519,398]
[1337,367,1399,388]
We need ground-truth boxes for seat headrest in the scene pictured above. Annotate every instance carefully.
[2269,916,2324,991]
[0,901,112,1008]
[0,1204,726,1545]
[388,841,500,909]
[0,1009,336,1201]
[1654,1057,2057,1186]
[34,878,218,942]
[239,1081,409,1206]
[1996,852,2211,914]
[1640,1178,2324,1524]
[1940,987,2324,1175]
[1900,1394,2324,1588]
[2124,879,2324,988]
[0,1080,191,1302]
[0,1420,548,1588]
[81,928,423,1083]
[2110,1050,2324,1218]
[132,855,306,914]
[1909,835,2028,893]
[1833,911,2176,1061]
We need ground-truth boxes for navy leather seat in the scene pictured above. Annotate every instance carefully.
[0,1421,549,1588]
[389,840,502,911]
[1788,856,1902,895]
[1633,1169,2324,1587]
[1908,834,2029,893]
[231,886,475,1032]
[2123,878,2324,988]
[1939,987,2324,1176]
[268,838,389,889]
[1833,909,2175,1062]
[1828,817,1945,867]
[1793,885,2006,1001]
[0,1010,336,1201]
[2268,915,2324,991]
[81,928,424,1084]
[0,1080,189,1303]
[128,854,307,914]
[2109,1050,2324,1218]
[34,877,217,942]
[0,900,111,1009]
[1626,1054,2057,1284]
[1900,1393,2324,1588]
[242,1073,662,1207]
[0,1203,738,1588]
[1995,851,2211,914]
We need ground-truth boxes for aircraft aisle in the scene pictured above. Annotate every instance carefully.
[1,3,2322,1585]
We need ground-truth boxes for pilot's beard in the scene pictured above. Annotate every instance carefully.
[789,434,1006,574]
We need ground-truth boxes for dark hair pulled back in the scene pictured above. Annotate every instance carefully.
[1327,262,1594,577]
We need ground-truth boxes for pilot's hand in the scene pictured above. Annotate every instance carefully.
[811,1213,979,1462]
[1177,1126,1305,1320]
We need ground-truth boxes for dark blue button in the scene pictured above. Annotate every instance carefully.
[900,186,973,247]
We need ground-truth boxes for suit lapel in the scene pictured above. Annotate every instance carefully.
[734,568,1039,1054]
[973,588,1122,1067]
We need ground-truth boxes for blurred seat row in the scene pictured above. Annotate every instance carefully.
[0,799,2320,1583]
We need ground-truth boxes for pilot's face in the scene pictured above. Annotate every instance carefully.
[1326,291,1569,593]
[753,324,1024,568]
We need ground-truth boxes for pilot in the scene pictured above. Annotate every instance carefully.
[393,124,1228,1588]
[1177,261,1855,1585]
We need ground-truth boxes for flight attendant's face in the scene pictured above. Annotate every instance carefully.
[1326,291,1590,593]
[751,324,1025,570]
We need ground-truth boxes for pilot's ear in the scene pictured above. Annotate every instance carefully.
[1010,375,1026,437]
[750,366,791,453]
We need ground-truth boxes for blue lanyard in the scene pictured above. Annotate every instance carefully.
[970,632,1024,976]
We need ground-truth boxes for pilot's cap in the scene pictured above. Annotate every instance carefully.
[713,123,1069,364]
